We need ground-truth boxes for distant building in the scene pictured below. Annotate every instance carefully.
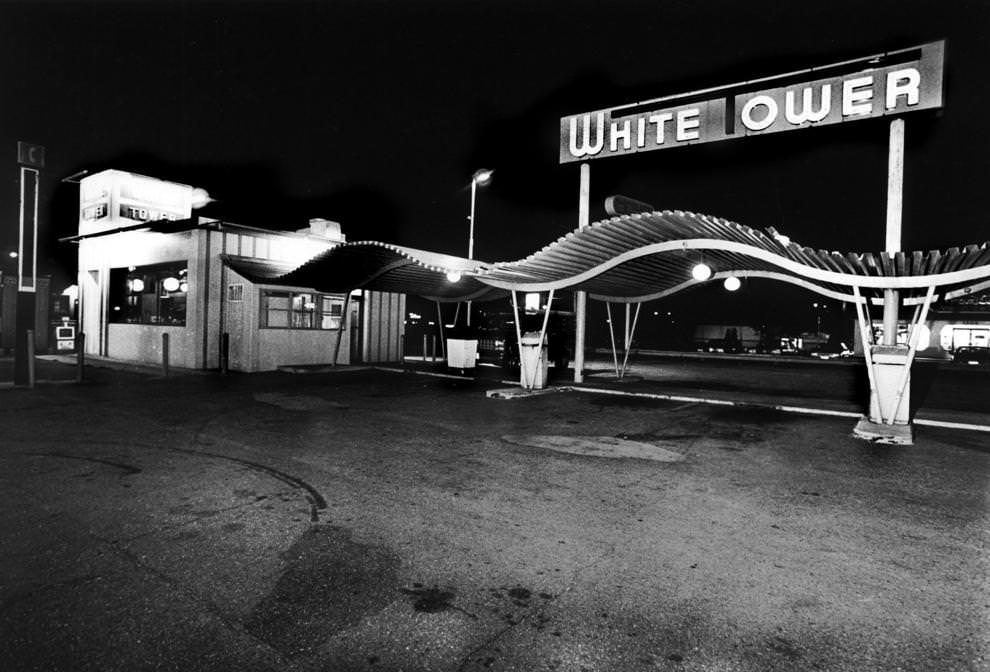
[70,169,404,371]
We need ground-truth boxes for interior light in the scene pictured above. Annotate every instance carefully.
[445,271,462,283]
[162,277,180,292]
[179,282,188,293]
[129,278,145,293]
[723,276,741,291]
[691,263,712,281]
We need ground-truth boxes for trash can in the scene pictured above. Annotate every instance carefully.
[446,338,479,372]
[518,331,548,389]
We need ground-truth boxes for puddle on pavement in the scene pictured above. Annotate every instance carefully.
[245,525,399,658]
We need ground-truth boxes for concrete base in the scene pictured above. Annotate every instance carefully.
[853,416,914,445]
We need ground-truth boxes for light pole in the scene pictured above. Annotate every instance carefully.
[467,168,493,326]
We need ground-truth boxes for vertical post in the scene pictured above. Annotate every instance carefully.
[882,119,905,345]
[26,329,35,389]
[423,334,428,362]
[76,332,85,382]
[14,166,40,386]
[573,162,590,383]
[220,332,229,374]
[467,179,477,327]
[162,332,170,376]
[332,292,352,366]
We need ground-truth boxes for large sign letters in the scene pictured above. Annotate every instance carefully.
[559,41,944,163]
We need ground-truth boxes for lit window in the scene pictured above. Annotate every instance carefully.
[261,290,345,330]
[108,262,187,326]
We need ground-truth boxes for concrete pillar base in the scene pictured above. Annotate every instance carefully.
[853,416,914,445]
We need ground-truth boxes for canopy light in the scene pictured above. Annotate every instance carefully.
[723,276,741,291]
[691,263,712,281]
[445,271,462,283]
[162,277,181,292]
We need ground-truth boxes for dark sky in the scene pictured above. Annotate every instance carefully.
[1,0,988,303]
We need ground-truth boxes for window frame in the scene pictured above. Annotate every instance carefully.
[260,289,345,331]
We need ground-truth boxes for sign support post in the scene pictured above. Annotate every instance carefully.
[573,162,590,383]
[856,118,914,442]
[14,142,44,386]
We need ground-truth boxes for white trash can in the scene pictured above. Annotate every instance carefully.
[446,338,479,372]
[518,332,548,389]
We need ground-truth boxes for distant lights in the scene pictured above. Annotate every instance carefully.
[691,263,712,281]
[723,276,741,291]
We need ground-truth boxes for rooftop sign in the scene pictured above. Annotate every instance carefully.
[559,41,945,163]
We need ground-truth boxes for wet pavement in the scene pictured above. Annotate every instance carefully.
[0,358,988,671]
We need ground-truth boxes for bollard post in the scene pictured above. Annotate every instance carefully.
[27,329,35,389]
[220,332,229,374]
[76,332,85,382]
[162,333,170,377]
[422,334,428,362]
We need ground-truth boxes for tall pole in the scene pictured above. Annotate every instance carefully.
[573,162,590,383]
[882,119,905,345]
[467,176,479,327]
[469,178,477,262]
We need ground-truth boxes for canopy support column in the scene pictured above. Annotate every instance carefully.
[854,281,935,445]
[509,290,531,390]
[619,302,642,378]
[435,301,446,360]
[605,301,642,380]
[332,291,353,366]
[606,302,620,378]
[885,284,935,424]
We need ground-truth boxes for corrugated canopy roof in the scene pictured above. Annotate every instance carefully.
[224,210,990,306]
[224,242,506,303]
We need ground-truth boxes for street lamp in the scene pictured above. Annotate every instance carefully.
[466,169,493,326]
[468,168,493,261]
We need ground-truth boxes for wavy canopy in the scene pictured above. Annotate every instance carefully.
[224,210,990,305]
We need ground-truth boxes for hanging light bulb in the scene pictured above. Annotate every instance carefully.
[723,276,741,291]
[691,263,712,281]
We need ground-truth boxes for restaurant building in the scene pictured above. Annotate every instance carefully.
[70,169,404,371]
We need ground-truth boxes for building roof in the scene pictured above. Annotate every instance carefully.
[224,242,506,303]
[223,210,990,307]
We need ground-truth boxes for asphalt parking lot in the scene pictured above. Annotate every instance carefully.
[1,360,987,671]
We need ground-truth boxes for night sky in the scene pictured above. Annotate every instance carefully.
[1,0,988,331]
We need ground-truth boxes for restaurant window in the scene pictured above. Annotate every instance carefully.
[108,262,188,326]
[261,290,344,330]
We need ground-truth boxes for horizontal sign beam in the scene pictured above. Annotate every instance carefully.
[559,41,944,164]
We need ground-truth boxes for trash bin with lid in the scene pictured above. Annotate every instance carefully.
[518,331,549,389]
